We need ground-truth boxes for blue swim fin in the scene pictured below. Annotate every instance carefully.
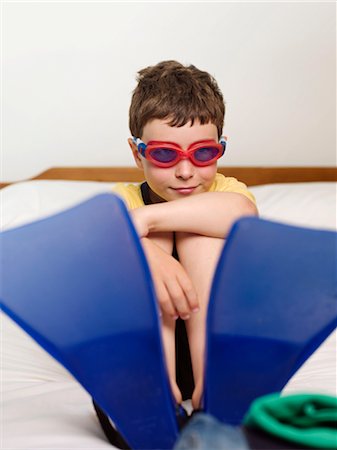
[204,217,337,424]
[0,194,180,449]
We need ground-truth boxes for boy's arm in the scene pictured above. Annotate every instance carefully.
[131,192,258,239]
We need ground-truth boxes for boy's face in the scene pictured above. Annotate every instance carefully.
[129,119,219,202]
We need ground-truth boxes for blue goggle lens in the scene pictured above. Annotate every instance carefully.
[150,148,178,163]
[194,147,220,162]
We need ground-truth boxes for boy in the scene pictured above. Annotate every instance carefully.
[112,60,258,410]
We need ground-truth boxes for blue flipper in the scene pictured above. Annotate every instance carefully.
[0,194,179,449]
[204,217,337,424]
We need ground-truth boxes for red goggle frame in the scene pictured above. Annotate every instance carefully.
[133,137,227,167]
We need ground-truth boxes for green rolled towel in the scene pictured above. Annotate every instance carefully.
[243,393,337,449]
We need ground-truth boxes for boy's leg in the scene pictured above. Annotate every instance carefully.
[176,233,224,409]
[146,232,182,404]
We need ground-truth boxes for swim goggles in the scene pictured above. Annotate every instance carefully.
[132,136,227,168]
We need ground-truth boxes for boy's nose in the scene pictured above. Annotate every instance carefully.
[175,159,195,180]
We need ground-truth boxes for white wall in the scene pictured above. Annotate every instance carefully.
[2,1,336,182]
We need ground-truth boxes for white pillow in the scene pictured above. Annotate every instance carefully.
[251,181,336,231]
[1,180,117,230]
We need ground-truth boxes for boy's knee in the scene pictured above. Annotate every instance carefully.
[175,232,225,258]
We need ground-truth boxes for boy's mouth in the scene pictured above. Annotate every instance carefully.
[171,186,198,195]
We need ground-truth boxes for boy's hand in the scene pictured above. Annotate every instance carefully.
[141,237,199,320]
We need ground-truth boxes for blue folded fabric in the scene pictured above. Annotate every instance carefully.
[173,413,249,450]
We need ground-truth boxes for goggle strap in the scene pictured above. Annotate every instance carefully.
[132,137,147,156]
[218,136,226,155]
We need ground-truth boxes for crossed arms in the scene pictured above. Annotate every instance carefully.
[131,192,258,319]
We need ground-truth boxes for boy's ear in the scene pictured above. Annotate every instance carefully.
[128,138,144,170]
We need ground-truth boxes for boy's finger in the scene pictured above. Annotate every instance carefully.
[165,280,191,319]
[156,286,179,318]
[185,288,199,312]
[177,274,199,312]
[161,300,178,319]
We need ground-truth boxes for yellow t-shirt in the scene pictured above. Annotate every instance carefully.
[112,173,256,210]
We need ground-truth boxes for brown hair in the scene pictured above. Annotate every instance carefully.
[129,60,225,139]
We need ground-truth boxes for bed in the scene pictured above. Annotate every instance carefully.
[1,166,336,449]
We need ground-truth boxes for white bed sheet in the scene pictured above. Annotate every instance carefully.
[1,180,336,449]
